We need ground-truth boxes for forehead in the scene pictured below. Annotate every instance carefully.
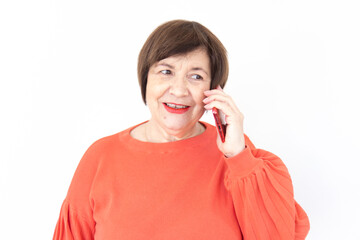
[157,48,210,68]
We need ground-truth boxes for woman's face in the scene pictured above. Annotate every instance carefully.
[146,48,211,135]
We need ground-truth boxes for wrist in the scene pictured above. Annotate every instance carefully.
[224,145,246,158]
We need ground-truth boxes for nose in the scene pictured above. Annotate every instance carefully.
[169,76,189,97]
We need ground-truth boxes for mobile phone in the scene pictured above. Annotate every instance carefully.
[212,107,226,142]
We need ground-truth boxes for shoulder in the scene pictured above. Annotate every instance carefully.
[77,124,135,167]
[86,122,142,152]
[83,133,118,158]
[68,125,134,183]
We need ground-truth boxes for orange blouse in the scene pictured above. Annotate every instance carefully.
[53,122,310,239]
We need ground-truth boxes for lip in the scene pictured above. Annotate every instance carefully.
[163,102,190,114]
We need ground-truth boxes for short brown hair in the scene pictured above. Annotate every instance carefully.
[137,20,229,104]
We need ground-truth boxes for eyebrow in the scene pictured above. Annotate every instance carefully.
[155,63,209,76]
[156,63,175,69]
[191,67,209,76]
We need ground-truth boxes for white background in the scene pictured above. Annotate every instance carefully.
[1,0,359,239]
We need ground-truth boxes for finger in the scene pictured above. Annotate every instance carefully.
[203,94,228,103]
[205,99,243,121]
[202,95,237,112]
[204,89,227,98]
[204,101,234,116]
[203,93,238,112]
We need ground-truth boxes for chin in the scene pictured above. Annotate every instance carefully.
[162,113,203,133]
[162,118,193,133]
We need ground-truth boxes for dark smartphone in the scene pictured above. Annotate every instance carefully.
[212,107,226,142]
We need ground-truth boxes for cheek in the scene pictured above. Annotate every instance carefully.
[193,85,210,104]
[190,94,206,112]
[146,79,161,101]
[146,79,170,109]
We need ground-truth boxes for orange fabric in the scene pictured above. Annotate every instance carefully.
[53,122,310,239]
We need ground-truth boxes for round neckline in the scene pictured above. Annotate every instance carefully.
[119,121,216,153]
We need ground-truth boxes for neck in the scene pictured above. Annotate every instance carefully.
[144,120,205,143]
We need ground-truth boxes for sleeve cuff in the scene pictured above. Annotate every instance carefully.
[223,145,263,177]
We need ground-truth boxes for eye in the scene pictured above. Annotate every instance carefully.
[190,74,203,80]
[161,70,172,75]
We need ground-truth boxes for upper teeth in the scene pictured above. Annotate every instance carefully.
[166,103,187,109]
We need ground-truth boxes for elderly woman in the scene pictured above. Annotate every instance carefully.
[53,20,310,239]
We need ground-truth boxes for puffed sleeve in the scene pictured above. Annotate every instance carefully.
[53,140,104,240]
[223,135,310,239]
[53,199,95,239]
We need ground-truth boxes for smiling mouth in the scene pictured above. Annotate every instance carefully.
[164,103,189,109]
[163,102,190,114]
